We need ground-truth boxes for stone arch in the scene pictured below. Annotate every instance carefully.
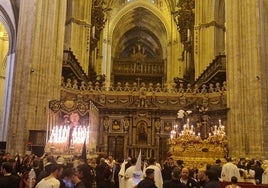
[0,4,16,53]
[0,3,17,141]
[108,1,172,42]
[102,1,175,86]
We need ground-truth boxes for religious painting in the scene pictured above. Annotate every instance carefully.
[137,121,148,143]
[111,120,122,132]
[164,122,172,132]
[58,111,89,127]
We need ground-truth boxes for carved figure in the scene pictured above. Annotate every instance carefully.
[155,83,162,92]
[215,82,222,93]
[124,82,131,92]
[193,84,199,94]
[178,83,185,93]
[208,83,214,93]
[87,81,93,91]
[138,83,147,107]
[148,82,154,92]
[185,83,192,93]
[80,81,87,91]
[66,78,72,88]
[116,82,123,91]
[222,81,227,91]
[201,84,207,94]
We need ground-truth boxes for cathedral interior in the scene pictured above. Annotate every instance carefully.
[0,0,268,162]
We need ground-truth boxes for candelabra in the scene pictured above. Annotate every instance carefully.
[170,118,226,144]
[46,125,90,154]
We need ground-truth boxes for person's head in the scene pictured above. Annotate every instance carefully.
[168,157,174,166]
[177,160,184,167]
[205,170,217,181]
[48,163,63,179]
[148,158,156,165]
[181,167,189,180]
[62,167,75,186]
[1,162,13,175]
[76,164,90,179]
[239,158,246,164]
[62,168,81,186]
[216,159,221,164]
[130,157,137,165]
[231,176,238,184]
[108,155,113,162]
[62,168,75,179]
[256,160,261,167]
[197,168,207,181]
[171,167,181,179]
[145,168,155,180]
[226,157,232,162]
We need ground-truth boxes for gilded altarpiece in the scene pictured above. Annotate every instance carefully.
[57,80,228,162]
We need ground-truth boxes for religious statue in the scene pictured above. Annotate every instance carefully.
[138,83,147,107]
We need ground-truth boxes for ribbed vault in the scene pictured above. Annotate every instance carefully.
[112,7,167,59]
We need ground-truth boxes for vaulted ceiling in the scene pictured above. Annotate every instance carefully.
[112,7,167,59]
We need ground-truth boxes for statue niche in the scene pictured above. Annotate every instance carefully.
[137,121,148,144]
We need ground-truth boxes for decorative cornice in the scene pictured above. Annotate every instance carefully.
[195,21,225,31]
[65,17,91,28]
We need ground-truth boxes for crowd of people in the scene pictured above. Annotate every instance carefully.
[0,152,268,188]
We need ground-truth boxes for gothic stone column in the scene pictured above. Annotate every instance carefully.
[226,0,268,158]
[7,0,66,154]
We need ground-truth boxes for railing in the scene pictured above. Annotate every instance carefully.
[113,58,164,76]
[195,55,226,87]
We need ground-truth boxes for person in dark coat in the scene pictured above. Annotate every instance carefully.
[204,170,220,188]
[209,159,222,181]
[180,167,197,188]
[76,164,94,188]
[95,158,110,187]
[136,168,157,188]
[163,167,187,188]
[0,162,20,188]
[252,160,264,184]
[98,168,115,188]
